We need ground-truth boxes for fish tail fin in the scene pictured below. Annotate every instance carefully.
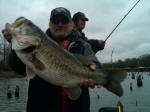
[102,69,127,97]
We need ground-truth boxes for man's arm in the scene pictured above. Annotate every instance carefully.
[80,32,105,53]
[87,39,105,53]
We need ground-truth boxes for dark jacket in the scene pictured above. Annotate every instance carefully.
[8,29,101,112]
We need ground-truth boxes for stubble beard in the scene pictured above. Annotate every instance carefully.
[51,29,72,42]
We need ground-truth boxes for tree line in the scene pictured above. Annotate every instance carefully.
[102,54,150,68]
[0,34,11,70]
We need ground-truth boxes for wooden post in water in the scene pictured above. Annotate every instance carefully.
[111,48,114,68]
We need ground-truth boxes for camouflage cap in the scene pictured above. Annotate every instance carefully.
[50,7,71,20]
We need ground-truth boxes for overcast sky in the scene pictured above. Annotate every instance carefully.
[0,0,150,63]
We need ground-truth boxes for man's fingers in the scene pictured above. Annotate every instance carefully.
[80,80,89,87]
[98,40,105,50]
[96,83,101,88]
[1,29,12,42]
[80,79,101,89]
[88,79,94,88]
[89,64,96,71]
[2,29,7,34]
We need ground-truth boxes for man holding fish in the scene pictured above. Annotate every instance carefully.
[2,7,126,112]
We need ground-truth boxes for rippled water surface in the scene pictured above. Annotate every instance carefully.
[90,72,150,112]
[0,77,28,112]
[0,72,150,112]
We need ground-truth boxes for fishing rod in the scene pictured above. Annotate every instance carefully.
[104,0,141,42]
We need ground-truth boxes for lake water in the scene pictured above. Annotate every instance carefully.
[0,72,150,112]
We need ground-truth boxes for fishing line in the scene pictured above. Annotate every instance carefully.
[104,0,141,42]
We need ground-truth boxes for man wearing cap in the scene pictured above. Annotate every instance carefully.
[2,7,101,112]
[72,12,105,54]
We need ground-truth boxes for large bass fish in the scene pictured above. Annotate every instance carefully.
[5,17,126,100]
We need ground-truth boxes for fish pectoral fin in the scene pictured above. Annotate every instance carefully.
[74,54,94,66]
[26,66,35,79]
[63,86,82,100]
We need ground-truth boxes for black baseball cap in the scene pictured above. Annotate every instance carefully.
[72,12,89,22]
[50,7,71,20]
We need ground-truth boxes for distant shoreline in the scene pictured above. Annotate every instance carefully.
[0,70,25,78]
[103,67,150,72]
[123,67,150,72]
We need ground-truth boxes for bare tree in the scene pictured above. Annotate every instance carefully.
[0,34,11,70]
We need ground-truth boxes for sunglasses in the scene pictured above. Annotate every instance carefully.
[51,18,69,25]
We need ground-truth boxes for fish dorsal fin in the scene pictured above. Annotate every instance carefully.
[26,66,35,79]
[74,54,94,66]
